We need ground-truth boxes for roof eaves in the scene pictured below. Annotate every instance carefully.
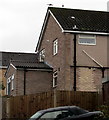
[63,30,109,35]
[10,63,17,70]
[5,63,16,77]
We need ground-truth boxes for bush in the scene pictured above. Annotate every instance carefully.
[97,105,109,118]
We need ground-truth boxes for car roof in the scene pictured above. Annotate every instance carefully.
[37,106,88,114]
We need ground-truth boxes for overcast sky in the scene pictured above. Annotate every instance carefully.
[0,0,109,53]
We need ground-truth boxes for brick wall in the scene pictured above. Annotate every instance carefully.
[38,13,108,92]
[6,65,53,96]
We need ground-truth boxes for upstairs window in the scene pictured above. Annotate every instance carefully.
[53,39,58,55]
[78,34,96,45]
[39,49,45,62]
[53,71,58,88]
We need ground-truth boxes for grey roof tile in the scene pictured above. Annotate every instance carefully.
[49,7,109,33]
[0,51,38,67]
[11,60,53,70]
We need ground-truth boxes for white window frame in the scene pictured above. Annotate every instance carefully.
[39,49,45,62]
[78,34,96,45]
[53,39,58,55]
[7,77,11,95]
[7,74,15,95]
[53,71,58,88]
[11,74,14,90]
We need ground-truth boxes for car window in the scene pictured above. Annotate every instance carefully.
[40,110,73,120]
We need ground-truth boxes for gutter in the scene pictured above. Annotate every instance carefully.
[63,30,109,35]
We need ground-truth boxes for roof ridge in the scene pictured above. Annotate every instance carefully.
[49,6,108,13]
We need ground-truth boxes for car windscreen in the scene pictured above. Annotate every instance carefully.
[30,111,42,119]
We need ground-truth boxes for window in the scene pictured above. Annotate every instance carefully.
[53,39,58,55]
[78,34,96,45]
[7,74,14,95]
[7,78,11,95]
[39,49,45,62]
[40,110,70,119]
[53,71,58,87]
[11,74,14,90]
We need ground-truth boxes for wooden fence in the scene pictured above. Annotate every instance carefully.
[3,90,102,119]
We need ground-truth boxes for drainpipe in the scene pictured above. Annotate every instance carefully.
[101,68,105,78]
[73,33,77,91]
[24,68,26,95]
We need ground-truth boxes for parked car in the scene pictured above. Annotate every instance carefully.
[29,106,103,120]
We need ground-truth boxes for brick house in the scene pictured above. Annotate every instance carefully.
[0,51,38,96]
[5,60,53,96]
[35,7,109,92]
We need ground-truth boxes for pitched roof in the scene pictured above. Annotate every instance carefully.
[0,51,38,67]
[10,60,52,70]
[36,7,109,52]
[49,7,109,33]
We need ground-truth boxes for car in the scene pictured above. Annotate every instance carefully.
[29,106,103,120]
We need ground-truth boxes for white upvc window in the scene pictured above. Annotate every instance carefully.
[11,74,14,90]
[7,74,14,95]
[53,39,58,55]
[78,34,96,45]
[39,49,45,62]
[53,71,58,88]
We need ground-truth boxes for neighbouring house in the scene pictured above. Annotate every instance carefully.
[5,60,53,96]
[0,51,38,96]
[35,7,109,92]
[102,79,109,105]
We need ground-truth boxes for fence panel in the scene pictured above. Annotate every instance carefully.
[3,90,102,119]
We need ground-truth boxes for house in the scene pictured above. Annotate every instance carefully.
[5,60,53,96]
[35,7,109,92]
[0,51,38,96]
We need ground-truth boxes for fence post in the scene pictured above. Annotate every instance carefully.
[53,90,57,107]
[0,97,2,120]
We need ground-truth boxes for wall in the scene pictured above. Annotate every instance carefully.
[0,68,9,96]
[5,65,17,96]
[39,14,70,90]
[38,13,108,92]
[6,67,53,96]
[76,35,108,67]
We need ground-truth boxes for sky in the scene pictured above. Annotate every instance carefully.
[0,0,109,53]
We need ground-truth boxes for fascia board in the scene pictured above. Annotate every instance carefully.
[10,63,17,70]
[49,10,64,32]
[5,63,16,77]
[0,66,7,69]
[36,9,64,52]
[63,30,109,35]
[36,9,50,52]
